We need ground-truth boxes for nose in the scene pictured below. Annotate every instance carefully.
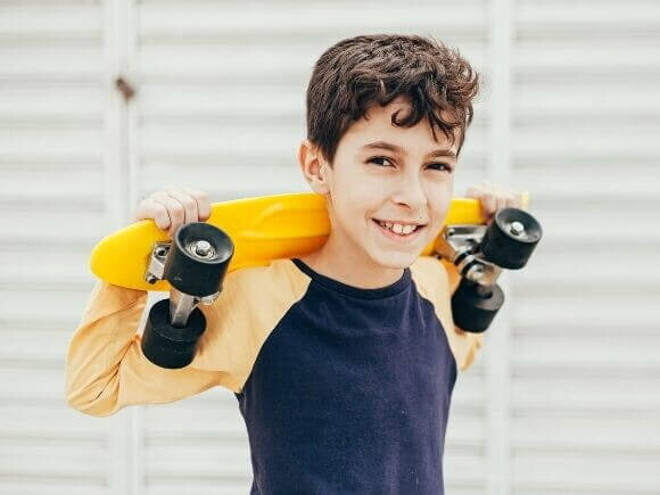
[391,172,427,212]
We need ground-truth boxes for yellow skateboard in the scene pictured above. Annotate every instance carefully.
[89,191,541,368]
[90,192,514,291]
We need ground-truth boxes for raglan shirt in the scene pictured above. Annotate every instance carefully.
[66,256,483,495]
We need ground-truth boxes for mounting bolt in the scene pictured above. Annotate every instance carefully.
[194,240,212,257]
[509,221,525,236]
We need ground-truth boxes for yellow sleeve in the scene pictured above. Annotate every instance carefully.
[65,281,229,417]
[66,259,311,417]
[410,257,484,372]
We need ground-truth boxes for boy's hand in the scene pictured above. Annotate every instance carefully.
[466,182,525,224]
[133,186,211,238]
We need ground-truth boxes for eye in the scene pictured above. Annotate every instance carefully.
[368,156,453,173]
[368,156,394,167]
[426,162,453,173]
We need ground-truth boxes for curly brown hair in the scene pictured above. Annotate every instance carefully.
[306,34,480,165]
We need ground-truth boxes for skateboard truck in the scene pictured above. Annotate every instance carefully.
[141,223,234,369]
[434,207,542,333]
[145,241,221,325]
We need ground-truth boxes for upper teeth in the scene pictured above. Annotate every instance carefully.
[379,221,417,234]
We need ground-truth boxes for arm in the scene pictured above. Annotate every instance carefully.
[410,257,483,372]
[442,260,483,372]
[66,281,227,416]
[441,182,526,369]
[66,186,234,416]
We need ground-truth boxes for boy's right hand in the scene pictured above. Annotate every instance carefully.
[133,186,212,238]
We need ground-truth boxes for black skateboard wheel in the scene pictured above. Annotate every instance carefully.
[164,222,234,297]
[480,207,542,270]
[141,299,207,369]
[451,278,505,333]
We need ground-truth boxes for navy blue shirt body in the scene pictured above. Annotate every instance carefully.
[237,258,458,495]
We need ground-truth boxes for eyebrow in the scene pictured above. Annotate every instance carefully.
[361,140,457,159]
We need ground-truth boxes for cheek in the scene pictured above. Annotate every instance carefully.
[336,174,382,213]
[427,181,453,216]
[327,183,371,228]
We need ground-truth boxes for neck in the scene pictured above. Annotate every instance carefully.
[299,232,404,289]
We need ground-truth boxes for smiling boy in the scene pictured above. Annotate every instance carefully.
[297,96,457,289]
[67,34,522,494]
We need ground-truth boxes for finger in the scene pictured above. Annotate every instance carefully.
[465,184,487,199]
[481,195,497,219]
[134,199,171,230]
[504,193,519,209]
[184,187,211,221]
[151,191,185,237]
[133,201,150,223]
[164,186,199,225]
[465,186,479,198]
[151,201,173,231]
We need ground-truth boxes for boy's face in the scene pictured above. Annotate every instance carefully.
[302,97,458,276]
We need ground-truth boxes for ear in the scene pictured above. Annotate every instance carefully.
[298,139,330,195]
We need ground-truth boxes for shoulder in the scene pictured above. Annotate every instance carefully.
[409,255,451,302]
[409,256,453,330]
[409,256,483,372]
[219,258,312,302]
[191,259,312,390]
[205,258,313,333]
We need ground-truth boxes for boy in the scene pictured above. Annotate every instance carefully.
[67,34,522,494]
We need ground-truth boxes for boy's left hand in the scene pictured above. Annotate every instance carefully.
[466,182,525,224]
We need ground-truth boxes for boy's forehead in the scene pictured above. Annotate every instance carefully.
[342,100,458,155]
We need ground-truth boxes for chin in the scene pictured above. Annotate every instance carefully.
[369,250,419,270]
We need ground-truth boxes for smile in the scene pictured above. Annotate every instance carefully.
[372,219,426,239]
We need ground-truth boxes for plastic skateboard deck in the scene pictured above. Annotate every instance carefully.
[90,191,527,292]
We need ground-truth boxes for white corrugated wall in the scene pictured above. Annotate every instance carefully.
[0,0,658,494]
[510,1,660,493]
[0,1,121,494]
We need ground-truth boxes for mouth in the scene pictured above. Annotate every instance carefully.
[372,218,427,238]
